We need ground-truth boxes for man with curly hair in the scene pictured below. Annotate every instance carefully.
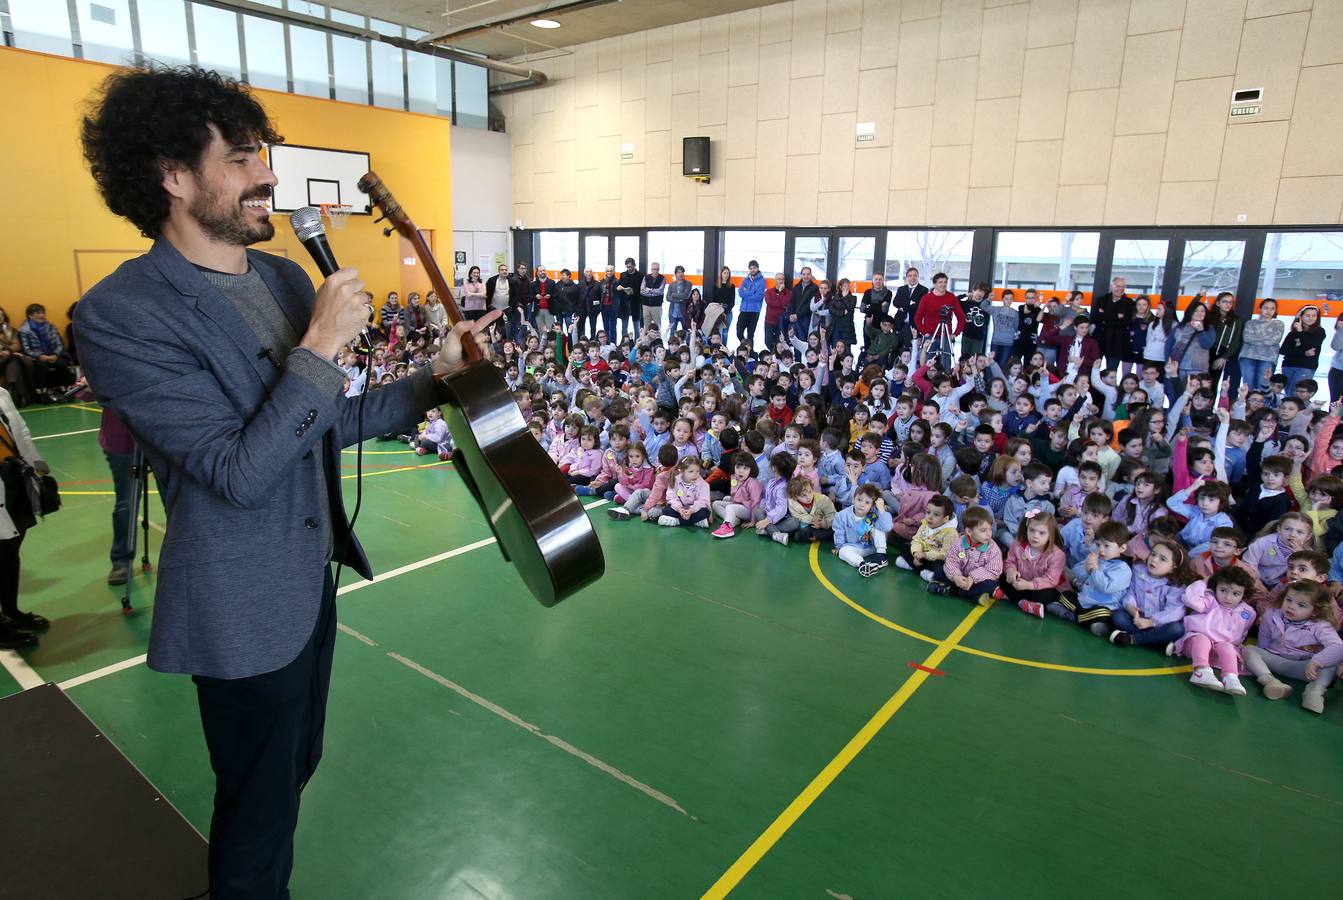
[74,66,496,898]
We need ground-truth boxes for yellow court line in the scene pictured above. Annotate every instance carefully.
[702,604,988,899]
[808,543,1191,678]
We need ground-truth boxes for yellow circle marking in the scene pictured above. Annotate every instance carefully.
[808,543,1191,677]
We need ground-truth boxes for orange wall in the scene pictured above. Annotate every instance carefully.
[0,47,453,332]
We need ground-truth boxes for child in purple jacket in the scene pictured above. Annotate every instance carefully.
[659,457,711,528]
[1109,539,1200,648]
[1241,580,1343,714]
[565,426,605,487]
[753,451,797,538]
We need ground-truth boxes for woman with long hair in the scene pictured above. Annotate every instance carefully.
[1205,290,1243,393]
[1124,295,1152,376]
[0,309,33,407]
[1143,298,1176,369]
[712,265,735,344]
[1167,300,1215,397]
[1239,298,1283,393]
[1280,304,1325,395]
[460,265,486,321]
[829,278,858,347]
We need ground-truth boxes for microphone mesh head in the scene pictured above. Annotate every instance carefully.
[290,206,325,242]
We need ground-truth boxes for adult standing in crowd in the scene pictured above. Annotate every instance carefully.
[514,261,535,335]
[579,267,602,338]
[1279,304,1325,394]
[913,272,962,370]
[616,257,642,339]
[711,265,736,344]
[763,272,791,351]
[987,289,1017,368]
[1091,276,1134,371]
[1168,301,1215,397]
[830,278,858,347]
[0,309,34,407]
[1123,295,1153,375]
[1329,309,1343,403]
[75,65,494,898]
[640,262,666,334]
[860,271,893,351]
[1239,298,1282,392]
[555,269,578,335]
[1143,298,1176,370]
[600,264,621,339]
[1205,291,1243,393]
[459,267,486,322]
[0,385,48,649]
[788,266,818,343]
[19,304,76,402]
[531,267,555,334]
[891,267,927,358]
[736,260,765,347]
[958,282,991,358]
[666,265,693,335]
[486,262,525,341]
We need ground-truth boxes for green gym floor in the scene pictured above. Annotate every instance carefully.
[6,405,1341,899]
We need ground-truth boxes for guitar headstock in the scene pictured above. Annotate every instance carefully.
[357,171,413,239]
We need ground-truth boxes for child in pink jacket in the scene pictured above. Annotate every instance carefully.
[890,453,943,540]
[660,457,711,528]
[581,426,629,497]
[613,443,654,505]
[711,451,763,538]
[1172,566,1258,695]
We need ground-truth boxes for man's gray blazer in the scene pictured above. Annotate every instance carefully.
[75,240,444,679]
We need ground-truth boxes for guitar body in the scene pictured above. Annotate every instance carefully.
[442,361,604,606]
[357,170,604,607]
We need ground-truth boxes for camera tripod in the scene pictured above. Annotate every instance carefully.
[923,318,955,372]
[120,449,155,614]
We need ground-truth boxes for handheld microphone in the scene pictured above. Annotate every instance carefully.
[289,206,372,348]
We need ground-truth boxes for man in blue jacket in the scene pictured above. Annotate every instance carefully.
[75,66,494,899]
[735,260,766,348]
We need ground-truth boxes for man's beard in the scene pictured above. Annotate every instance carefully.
[190,179,275,246]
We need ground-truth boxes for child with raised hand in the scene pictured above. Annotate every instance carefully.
[565,426,605,486]
[711,451,762,539]
[782,477,838,545]
[1241,580,1343,713]
[1234,454,1294,536]
[1062,492,1112,569]
[977,455,1023,526]
[894,495,959,583]
[612,441,654,511]
[1166,478,1234,553]
[754,451,797,539]
[1113,470,1168,561]
[1055,521,1133,634]
[891,453,945,541]
[1172,566,1259,695]
[928,506,1003,606]
[1055,438,1098,508]
[659,457,711,528]
[999,510,1070,615]
[832,484,892,577]
[1242,511,1315,590]
[999,462,1056,547]
[1109,539,1199,648]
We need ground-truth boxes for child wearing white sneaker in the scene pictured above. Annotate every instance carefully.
[1171,566,1258,695]
[927,506,1002,606]
[1241,580,1343,714]
[831,485,892,577]
[781,477,837,545]
[659,457,711,528]
[710,452,762,539]
[893,495,957,582]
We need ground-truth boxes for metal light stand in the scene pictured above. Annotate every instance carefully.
[121,450,155,614]
[926,317,955,372]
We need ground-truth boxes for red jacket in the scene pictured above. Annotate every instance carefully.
[913,291,964,336]
[764,287,792,326]
[1042,330,1101,374]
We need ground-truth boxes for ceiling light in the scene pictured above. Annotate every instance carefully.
[531,18,561,29]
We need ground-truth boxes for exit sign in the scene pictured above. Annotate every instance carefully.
[1231,105,1261,117]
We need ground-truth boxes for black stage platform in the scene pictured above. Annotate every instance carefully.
[0,683,208,900]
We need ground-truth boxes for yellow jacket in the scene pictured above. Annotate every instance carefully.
[910,519,959,560]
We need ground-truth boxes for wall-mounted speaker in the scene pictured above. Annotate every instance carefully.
[683,136,710,182]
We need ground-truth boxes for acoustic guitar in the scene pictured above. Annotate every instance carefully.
[358,172,604,607]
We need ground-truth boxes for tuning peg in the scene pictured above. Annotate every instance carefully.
[374,213,387,224]
[383,227,395,237]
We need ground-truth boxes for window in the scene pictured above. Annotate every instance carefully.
[536,232,579,275]
[241,14,286,91]
[329,7,363,27]
[583,236,608,271]
[369,17,401,38]
[646,231,705,281]
[434,57,454,119]
[837,236,877,285]
[613,236,641,270]
[192,3,241,79]
[406,51,437,115]
[9,0,75,55]
[1179,240,1244,295]
[992,231,1098,293]
[331,35,368,103]
[792,235,828,284]
[721,231,785,278]
[1110,239,1168,300]
[286,1,325,15]
[1258,232,1343,301]
[287,25,330,98]
[454,61,489,129]
[77,0,134,65]
[371,42,405,109]
[137,0,190,66]
[887,230,975,291]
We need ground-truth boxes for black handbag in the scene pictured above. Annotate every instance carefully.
[0,410,59,528]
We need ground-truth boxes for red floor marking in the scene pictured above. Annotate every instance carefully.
[908,662,945,677]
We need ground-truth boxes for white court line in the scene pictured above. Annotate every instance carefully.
[58,654,148,691]
[387,651,694,819]
[47,498,610,689]
[33,427,100,441]
[0,650,44,690]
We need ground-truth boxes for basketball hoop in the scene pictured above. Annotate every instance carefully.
[320,203,352,230]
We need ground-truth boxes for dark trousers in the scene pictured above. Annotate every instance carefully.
[0,527,24,617]
[736,311,760,347]
[1000,583,1065,606]
[1054,592,1113,628]
[1110,608,1185,646]
[105,450,135,566]
[601,308,619,339]
[936,576,998,600]
[1330,367,1343,405]
[194,566,337,900]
